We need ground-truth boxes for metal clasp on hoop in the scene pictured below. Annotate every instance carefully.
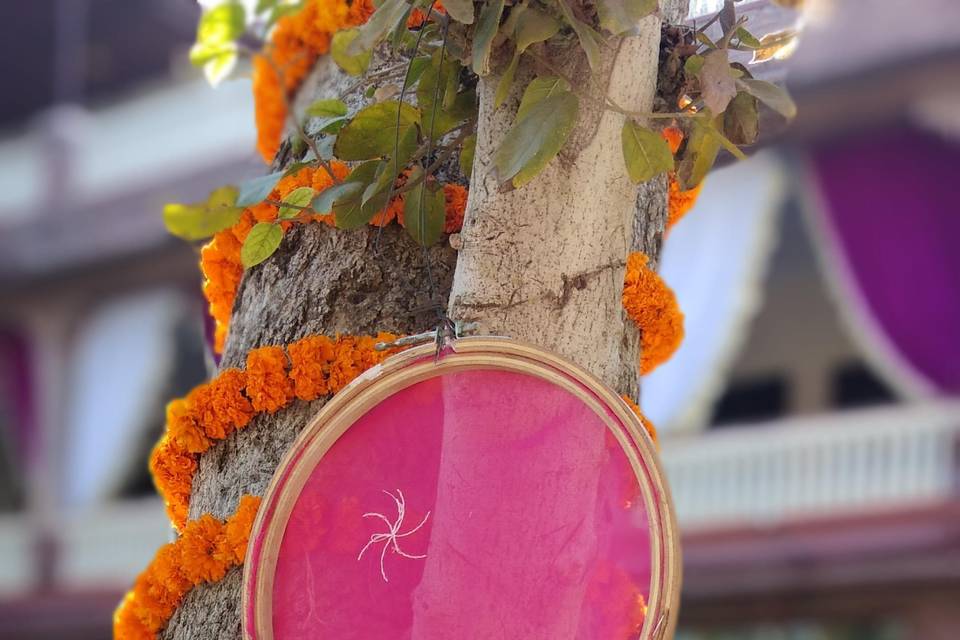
[374,320,479,362]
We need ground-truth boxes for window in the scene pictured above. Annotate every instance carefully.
[831,361,896,409]
[711,375,788,426]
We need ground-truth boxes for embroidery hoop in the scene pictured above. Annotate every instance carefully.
[242,336,682,640]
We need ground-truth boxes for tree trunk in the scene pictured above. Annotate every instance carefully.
[163,2,686,637]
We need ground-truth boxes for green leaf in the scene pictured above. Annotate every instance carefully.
[364,125,419,207]
[472,0,505,76]
[404,56,432,86]
[494,8,561,108]
[201,47,238,86]
[237,171,284,206]
[333,101,421,160]
[305,98,348,118]
[723,91,759,145]
[676,119,721,190]
[316,135,336,160]
[278,186,314,219]
[495,54,520,108]
[418,59,476,140]
[597,0,658,35]
[494,90,579,188]
[195,2,246,48]
[331,28,373,76]
[311,116,349,134]
[332,161,382,229]
[516,76,571,121]
[350,0,409,55]
[705,122,748,161]
[558,0,603,70]
[684,54,704,76]
[696,31,717,49]
[442,0,474,24]
[460,134,476,177]
[735,26,762,49]
[736,78,797,120]
[241,222,283,268]
[313,181,363,214]
[514,7,562,51]
[403,174,447,246]
[163,186,243,241]
[621,120,674,183]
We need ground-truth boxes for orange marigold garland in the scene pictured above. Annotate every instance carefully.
[201,161,466,353]
[114,496,262,640]
[253,0,376,162]
[622,252,684,376]
[150,332,401,531]
[660,125,704,229]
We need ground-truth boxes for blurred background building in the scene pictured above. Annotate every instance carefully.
[0,0,958,638]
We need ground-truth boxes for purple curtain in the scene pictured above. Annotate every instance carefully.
[808,128,960,395]
[0,328,35,462]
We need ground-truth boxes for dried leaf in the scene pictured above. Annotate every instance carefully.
[698,49,737,114]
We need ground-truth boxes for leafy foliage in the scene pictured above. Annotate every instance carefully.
[163,186,244,241]
[175,0,799,266]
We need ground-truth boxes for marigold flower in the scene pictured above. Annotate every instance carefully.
[117,495,259,637]
[668,176,703,229]
[149,438,196,531]
[178,514,229,585]
[165,398,210,455]
[245,345,295,413]
[661,125,684,155]
[187,369,254,440]
[151,542,191,599]
[443,183,468,233]
[222,495,263,564]
[114,595,153,640]
[622,252,684,375]
[132,573,176,632]
[288,334,336,401]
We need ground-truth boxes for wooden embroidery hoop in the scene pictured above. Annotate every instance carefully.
[243,336,682,640]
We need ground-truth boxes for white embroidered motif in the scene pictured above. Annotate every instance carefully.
[357,489,430,582]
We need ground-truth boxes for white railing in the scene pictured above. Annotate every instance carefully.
[661,401,960,529]
[0,497,170,596]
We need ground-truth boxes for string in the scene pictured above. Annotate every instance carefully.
[419,13,452,335]
[375,0,439,252]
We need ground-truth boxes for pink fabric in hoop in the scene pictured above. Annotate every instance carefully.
[245,342,676,640]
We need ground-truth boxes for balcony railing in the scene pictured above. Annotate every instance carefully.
[661,401,960,529]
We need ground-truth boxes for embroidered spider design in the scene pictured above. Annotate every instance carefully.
[357,489,430,582]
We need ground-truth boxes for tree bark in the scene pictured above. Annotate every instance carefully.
[163,1,687,636]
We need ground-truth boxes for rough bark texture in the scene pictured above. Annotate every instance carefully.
[161,58,457,639]
[447,21,664,397]
[163,2,687,636]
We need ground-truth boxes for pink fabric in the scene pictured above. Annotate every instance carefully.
[261,369,653,639]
